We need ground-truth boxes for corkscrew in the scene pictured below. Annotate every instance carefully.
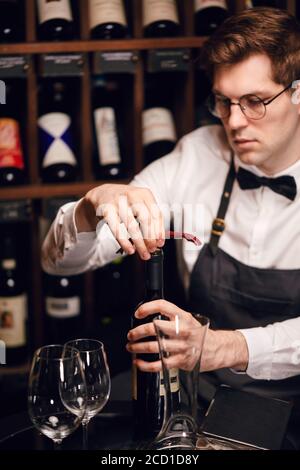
[116,230,201,255]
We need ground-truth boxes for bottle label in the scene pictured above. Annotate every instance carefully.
[94,107,122,166]
[38,112,77,168]
[37,0,73,24]
[1,259,16,270]
[143,0,179,27]
[0,118,24,170]
[194,0,227,12]
[143,108,177,147]
[160,368,179,395]
[46,296,80,318]
[89,0,127,30]
[0,294,27,347]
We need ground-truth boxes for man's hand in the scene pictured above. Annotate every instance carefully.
[126,299,249,372]
[75,184,165,260]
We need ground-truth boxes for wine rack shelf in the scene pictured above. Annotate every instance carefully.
[0,180,130,200]
[0,37,207,55]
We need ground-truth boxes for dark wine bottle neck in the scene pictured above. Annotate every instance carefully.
[145,249,164,300]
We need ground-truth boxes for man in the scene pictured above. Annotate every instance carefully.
[42,7,300,436]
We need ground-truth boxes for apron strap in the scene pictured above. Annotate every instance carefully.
[209,153,235,256]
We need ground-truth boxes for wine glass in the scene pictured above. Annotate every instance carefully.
[28,345,87,448]
[65,339,111,449]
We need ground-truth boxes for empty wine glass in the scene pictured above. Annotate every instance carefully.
[28,344,87,448]
[65,339,111,449]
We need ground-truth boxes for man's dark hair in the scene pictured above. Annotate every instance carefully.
[202,7,300,86]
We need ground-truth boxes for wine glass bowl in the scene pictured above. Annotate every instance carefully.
[28,344,87,446]
[65,339,111,448]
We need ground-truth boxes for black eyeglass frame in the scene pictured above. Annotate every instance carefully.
[207,82,293,120]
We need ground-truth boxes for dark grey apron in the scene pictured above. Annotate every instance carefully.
[188,157,300,447]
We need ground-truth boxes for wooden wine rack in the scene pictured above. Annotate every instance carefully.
[0,0,296,366]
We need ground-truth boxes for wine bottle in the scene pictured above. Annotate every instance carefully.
[44,273,83,344]
[143,0,180,38]
[0,233,28,366]
[143,78,177,165]
[38,80,78,183]
[132,249,179,439]
[0,82,25,186]
[0,0,24,43]
[37,0,75,41]
[89,0,128,39]
[93,77,124,179]
[194,0,229,36]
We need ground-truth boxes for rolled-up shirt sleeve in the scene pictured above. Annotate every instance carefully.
[42,200,100,275]
[238,316,300,380]
[42,198,127,276]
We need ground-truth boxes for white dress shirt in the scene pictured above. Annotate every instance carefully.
[42,125,300,381]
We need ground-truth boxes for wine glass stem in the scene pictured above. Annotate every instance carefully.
[53,439,62,450]
[82,421,89,450]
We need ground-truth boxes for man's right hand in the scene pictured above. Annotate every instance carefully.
[75,184,165,260]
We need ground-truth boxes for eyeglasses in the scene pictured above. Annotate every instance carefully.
[207,82,292,120]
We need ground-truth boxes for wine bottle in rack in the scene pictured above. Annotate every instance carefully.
[36,0,75,41]
[143,0,180,38]
[143,78,177,165]
[89,0,129,39]
[194,0,229,36]
[38,80,78,183]
[0,81,26,186]
[0,232,28,366]
[44,273,83,344]
[132,249,179,439]
[93,77,125,179]
[0,0,24,43]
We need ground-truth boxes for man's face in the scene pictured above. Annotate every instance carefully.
[213,54,300,174]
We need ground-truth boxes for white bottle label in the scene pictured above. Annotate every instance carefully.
[143,0,179,28]
[38,112,77,168]
[94,107,122,166]
[46,296,80,318]
[37,0,73,24]
[89,0,127,30]
[194,0,227,12]
[132,362,179,399]
[160,368,179,395]
[143,107,177,147]
[1,259,16,270]
[0,294,27,348]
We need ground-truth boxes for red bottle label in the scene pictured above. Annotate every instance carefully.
[0,118,24,169]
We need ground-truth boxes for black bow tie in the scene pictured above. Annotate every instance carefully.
[236,167,297,201]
